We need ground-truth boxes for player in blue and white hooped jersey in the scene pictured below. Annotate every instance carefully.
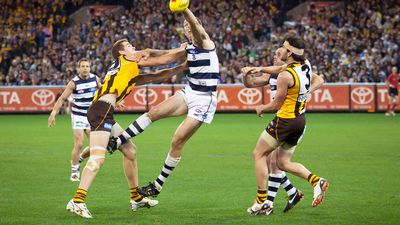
[107,8,220,198]
[48,58,101,182]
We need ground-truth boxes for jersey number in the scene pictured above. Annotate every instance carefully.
[301,64,311,91]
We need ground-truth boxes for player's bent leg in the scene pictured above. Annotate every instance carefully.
[169,116,202,157]
[276,144,311,180]
[277,144,328,208]
[139,117,202,197]
[148,91,188,122]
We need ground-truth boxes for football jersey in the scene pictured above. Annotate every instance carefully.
[186,43,220,92]
[93,56,140,103]
[276,60,312,119]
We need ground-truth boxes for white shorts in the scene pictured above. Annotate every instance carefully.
[71,114,90,130]
[178,85,217,124]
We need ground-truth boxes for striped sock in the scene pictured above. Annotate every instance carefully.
[256,189,267,204]
[308,173,320,187]
[267,173,282,207]
[280,172,297,198]
[78,155,84,163]
[71,164,79,174]
[73,189,87,203]
[130,187,143,202]
[154,154,181,191]
[118,113,152,145]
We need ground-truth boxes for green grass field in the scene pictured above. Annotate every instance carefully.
[0,113,399,225]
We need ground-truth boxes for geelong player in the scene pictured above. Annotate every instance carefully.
[107,8,221,198]
[48,58,100,182]
[246,35,329,215]
[385,66,399,116]
[66,39,188,218]
[242,47,324,214]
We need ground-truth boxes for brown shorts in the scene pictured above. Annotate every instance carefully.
[87,101,115,132]
[266,114,306,146]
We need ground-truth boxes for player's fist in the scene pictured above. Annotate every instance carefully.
[169,0,190,12]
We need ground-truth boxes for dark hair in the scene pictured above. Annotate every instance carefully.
[77,58,90,67]
[112,39,128,59]
[285,35,306,63]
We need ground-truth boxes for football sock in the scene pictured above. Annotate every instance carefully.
[130,187,143,202]
[73,189,87,203]
[308,173,320,187]
[154,154,181,191]
[71,164,79,174]
[256,189,267,204]
[267,173,282,207]
[118,113,152,146]
[386,104,391,112]
[78,155,84,163]
[280,172,297,198]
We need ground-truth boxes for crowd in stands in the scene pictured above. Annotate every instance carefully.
[0,0,398,86]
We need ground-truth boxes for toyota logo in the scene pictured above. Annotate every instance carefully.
[31,89,55,106]
[351,87,374,105]
[133,88,158,105]
[238,88,262,105]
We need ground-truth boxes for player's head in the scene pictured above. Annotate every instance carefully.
[77,58,91,77]
[273,48,287,66]
[112,38,136,59]
[183,19,202,43]
[392,66,398,74]
[282,35,305,63]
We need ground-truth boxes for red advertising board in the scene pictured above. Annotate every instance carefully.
[349,85,375,111]
[0,84,399,113]
[216,86,263,111]
[298,85,350,111]
[0,86,64,112]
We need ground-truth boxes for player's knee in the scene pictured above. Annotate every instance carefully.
[276,157,289,171]
[148,108,161,121]
[86,157,105,172]
[74,142,83,151]
[171,136,185,151]
[252,149,265,159]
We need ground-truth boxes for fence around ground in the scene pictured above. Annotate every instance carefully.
[0,83,396,113]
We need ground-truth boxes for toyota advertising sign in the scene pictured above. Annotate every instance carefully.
[0,84,398,113]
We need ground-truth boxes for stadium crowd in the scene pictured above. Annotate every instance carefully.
[0,0,398,86]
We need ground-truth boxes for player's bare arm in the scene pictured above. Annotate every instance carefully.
[242,71,270,88]
[182,9,214,49]
[135,61,188,85]
[137,48,187,67]
[142,43,187,57]
[309,73,325,93]
[48,81,75,127]
[255,71,293,117]
[244,64,287,75]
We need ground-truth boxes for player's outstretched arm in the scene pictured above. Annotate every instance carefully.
[241,67,270,88]
[48,81,75,127]
[245,65,287,75]
[141,43,187,57]
[137,45,187,67]
[255,71,292,117]
[182,9,214,49]
[309,73,324,93]
[135,61,188,85]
